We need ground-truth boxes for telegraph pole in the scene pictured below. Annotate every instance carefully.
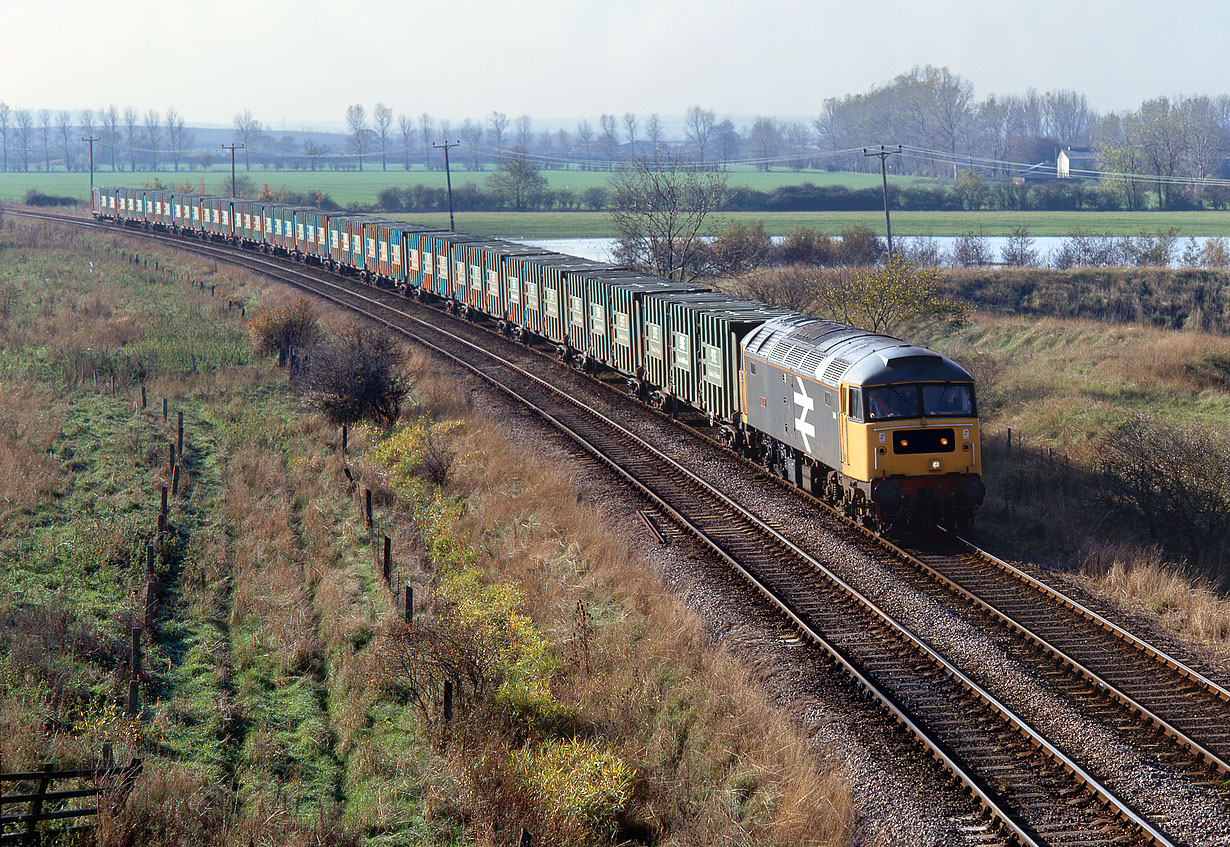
[433,139,460,231]
[863,145,901,259]
[82,135,99,199]
[221,143,244,197]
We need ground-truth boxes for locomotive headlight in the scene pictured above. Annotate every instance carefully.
[930,460,942,471]
[940,437,949,447]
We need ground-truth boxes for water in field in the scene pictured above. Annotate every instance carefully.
[511,235,1226,268]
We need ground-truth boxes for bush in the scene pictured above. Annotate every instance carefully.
[1096,412,1230,578]
[836,225,884,266]
[246,297,322,365]
[306,327,411,427]
[23,189,78,207]
[709,221,771,276]
[775,227,839,266]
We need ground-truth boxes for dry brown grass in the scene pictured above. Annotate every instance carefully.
[225,446,320,673]
[1078,542,1230,661]
[95,763,357,847]
[0,381,65,516]
[369,362,854,845]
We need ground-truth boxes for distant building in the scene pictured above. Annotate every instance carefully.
[1057,146,1098,179]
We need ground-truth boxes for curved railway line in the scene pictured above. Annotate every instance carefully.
[13,206,1230,845]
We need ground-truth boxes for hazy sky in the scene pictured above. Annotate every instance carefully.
[6,0,1229,130]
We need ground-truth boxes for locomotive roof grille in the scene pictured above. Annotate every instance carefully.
[821,357,852,384]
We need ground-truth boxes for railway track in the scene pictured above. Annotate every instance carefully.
[16,207,1227,843]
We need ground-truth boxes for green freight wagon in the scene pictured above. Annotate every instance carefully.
[373,222,441,289]
[412,232,491,300]
[596,276,704,376]
[455,241,554,320]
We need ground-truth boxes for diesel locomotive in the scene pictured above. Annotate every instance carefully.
[92,186,985,530]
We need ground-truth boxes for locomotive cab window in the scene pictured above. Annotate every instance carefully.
[922,383,975,417]
[867,385,919,421]
[846,387,863,422]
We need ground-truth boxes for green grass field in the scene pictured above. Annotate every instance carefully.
[8,169,1230,238]
[384,210,1230,238]
[0,166,924,206]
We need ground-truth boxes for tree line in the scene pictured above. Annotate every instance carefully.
[10,66,1230,212]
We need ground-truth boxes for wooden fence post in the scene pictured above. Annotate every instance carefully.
[341,424,347,455]
[177,412,184,453]
[162,398,168,422]
[364,488,373,528]
[25,763,53,847]
[172,464,181,497]
[383,536,392,585]
[443,680,453,722]
[1006,427,1012,453]
[140,384,146,409]
[127,628,141,716]
[405,583,413,623]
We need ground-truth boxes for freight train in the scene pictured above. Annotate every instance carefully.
[92,186,985,531]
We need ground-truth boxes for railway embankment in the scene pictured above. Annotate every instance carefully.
[0,217,853,846]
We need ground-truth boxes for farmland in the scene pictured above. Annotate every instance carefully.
[386,209,1230,238]
[0,166,921,206]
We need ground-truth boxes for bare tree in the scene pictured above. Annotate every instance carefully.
[555,127,572,164]
[610,155,728,282]
[623,112,638,146]
[0,102,11,173]
[417,113,435,169]
[301,139,328,171]
[345,104,368,170]
[56,110,74,171]
[487,111,508,153]
[685,105,716,166]
[782,120,811,170]
[1043,89,1091,144]
[459,118,483,170]
[232,109,262,170]
[165,107,190,171]
[645,113,663,165]
[599,113,618,166]
[38,109,51,172]
[575,119,594,170]
[122,106,138,171]
[15,108,31,171]
[398,113,413,170]
[536,130,554,167]
[143,109,161,171]
[101,105,119,171]
[746,116,781,171]
[514,114,533,151]
[373,102,392,170]
[714,118,740,166]
[79,108,95,149]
